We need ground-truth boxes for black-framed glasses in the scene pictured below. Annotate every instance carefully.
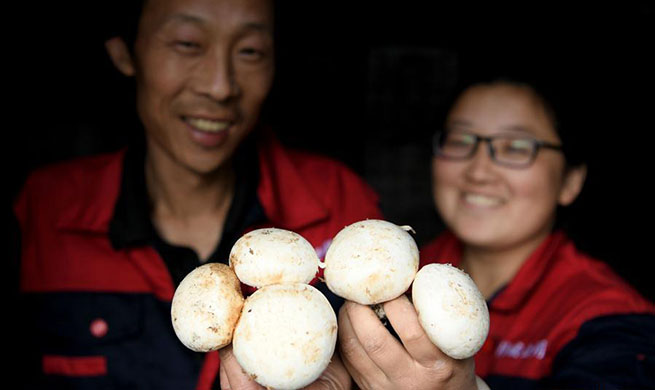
[433,131,563,168]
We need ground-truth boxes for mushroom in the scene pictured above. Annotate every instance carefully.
[171,263,244,352]
[323,219,419,305]
[233,283,337,390]
[323,219,489,360]
[229,228,320,288]
[172,227,337,390]
[412,263,489,359]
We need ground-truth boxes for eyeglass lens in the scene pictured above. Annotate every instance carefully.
[436,132,538,166]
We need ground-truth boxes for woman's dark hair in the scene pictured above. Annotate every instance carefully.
[441,70,587,170]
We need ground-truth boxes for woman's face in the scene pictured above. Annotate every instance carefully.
[432,83,582,251]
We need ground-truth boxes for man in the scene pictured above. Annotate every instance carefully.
[14,0,381,388]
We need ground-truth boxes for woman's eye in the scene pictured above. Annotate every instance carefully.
[445,134,475,147]
[446,140,470,148]
[504,140,533,154]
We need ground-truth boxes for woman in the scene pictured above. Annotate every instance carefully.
[338,77,655,389]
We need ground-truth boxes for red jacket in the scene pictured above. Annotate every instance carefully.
[15,133,382,389]
[421,231,655,389]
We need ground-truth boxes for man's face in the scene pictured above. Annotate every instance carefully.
[128,0,274,174]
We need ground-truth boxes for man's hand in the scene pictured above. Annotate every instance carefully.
[338,295,479,390]
[301,350,351,390]
[218,345,351,390]
[219,345,263,390]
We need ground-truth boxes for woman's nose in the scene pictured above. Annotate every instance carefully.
[464,141,497,182]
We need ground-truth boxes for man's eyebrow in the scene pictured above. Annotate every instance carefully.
[243,22,273,33]
[165,13,204,26]
[164,14,272,34]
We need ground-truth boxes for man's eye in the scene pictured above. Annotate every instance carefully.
[175,41,201,51]
[239,47,265,60]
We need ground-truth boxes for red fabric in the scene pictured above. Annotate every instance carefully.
[42,355,107,377]
[196,352,220,390]
[16,131,382,388]
[15,150,167,297]
[420,231,655,380]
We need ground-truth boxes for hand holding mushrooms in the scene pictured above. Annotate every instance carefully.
[339,296,479,389]
[218,343,352,390]
[172,228,342,390]
[171,220,489,390]
[324,219,489,390]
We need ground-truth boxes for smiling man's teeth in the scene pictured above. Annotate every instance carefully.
[464,193,503,207]
[186,117,229,132]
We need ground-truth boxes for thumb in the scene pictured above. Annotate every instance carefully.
[218,345,264,390]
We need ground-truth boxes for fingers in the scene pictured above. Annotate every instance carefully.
[300,352,351,390]
[337,302,387,387]
[219,360,230,390]
[218,345,264,390]
[382,295,446,367]
[339,301,413,380]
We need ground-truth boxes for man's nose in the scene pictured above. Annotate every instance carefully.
[193,54,239,101]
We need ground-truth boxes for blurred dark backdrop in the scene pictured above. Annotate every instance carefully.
[5,2,654,300]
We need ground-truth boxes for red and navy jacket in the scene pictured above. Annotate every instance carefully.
[421,231,655,389]
[14,131,382,390]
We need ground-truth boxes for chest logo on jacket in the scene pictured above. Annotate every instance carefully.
[495,339,548,360]
[315,239,332,260]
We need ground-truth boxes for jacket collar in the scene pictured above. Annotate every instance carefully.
[108,141,154,249]
[436,230,567,312]
[490,231,567,312]
[56,150,126,233]
[56,129,329,236]
[255,129,330,230]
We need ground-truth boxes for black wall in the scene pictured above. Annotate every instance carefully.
[6,3,654,300]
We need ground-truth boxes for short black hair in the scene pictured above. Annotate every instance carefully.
[440,61,587,169]
[105,0,279,54]
[104,0,145,52]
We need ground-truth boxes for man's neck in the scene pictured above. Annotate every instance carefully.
[144,146,236,261]
[146,159,234,218]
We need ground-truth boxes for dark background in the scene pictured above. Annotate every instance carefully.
[6,3,654,301]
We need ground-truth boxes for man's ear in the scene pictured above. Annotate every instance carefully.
[558,164,587,206]
[105,37,136,76]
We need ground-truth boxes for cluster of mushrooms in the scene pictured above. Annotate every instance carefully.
[171,219,489,389]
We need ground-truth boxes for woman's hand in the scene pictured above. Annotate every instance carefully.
[338,295,479,390]
[218,345,351,390]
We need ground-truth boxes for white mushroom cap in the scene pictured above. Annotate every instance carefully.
[229,228,320,288]
[233,283,337,390]
[323,219,419,305]
[171,263,245,352]
[412,263,489,359]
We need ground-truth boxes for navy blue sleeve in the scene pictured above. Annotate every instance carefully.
[7,208,26,387]
[542,313,655,389]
